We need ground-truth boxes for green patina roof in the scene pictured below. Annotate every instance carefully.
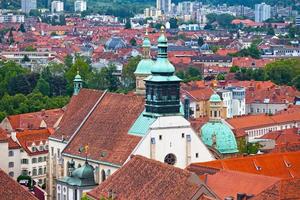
[151,58,176,74]
[134,59,155,75]
[144,74,181,82]
[158,33,167,43]
[58,162,96,187]
[128,112,156,136]
[74,73,83,82]
[201,121,238,154]
[143,37,151,47]
[209,93,222,102]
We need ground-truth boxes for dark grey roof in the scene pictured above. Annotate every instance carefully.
[105,36,127,50]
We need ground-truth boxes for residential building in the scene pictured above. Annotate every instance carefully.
[0,169,37,200]
[177,1,194,15]
[51,1,64,13]
[225,86,246,116]
[87,155,218,200]
[0,108,64,132]
[255,3,271,22]
[21,0,37,14]
[192,55,233,68]
[262,45,300,58]
[74,0,87,12]
[0,14,25,23]
[0,128,9,173]
[225,109,300,140]
[48,29,215,199]
[156,0,171,13]
[216,89,233,118]
[182,87,214,118]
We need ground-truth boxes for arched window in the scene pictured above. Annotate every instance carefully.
[164,153,176,165]
[101,169,106,182]
[107,169,111,176]
[32,168,37,176]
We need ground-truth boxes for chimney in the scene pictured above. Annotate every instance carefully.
[237,193,246,200]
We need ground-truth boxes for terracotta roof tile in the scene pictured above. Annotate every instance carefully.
[87,155,217,200]
[206,170,281,199]
[51,89,104,141]
[260,128,300,146]
[0,169,37,200]
[62,91,145,165]
[7,108,64,131]
[188,151,300,179]
[16,129,51,156]
[0,128,8,142]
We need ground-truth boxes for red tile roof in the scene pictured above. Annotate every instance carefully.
[260,128,300,146]
[16,129,51,156]
[0,169,37,200]
[7,108,64,131]
[206,170,281,199]
[188,151,300,179]
[62,90,145,166]
[51,89,104,141]
[226,111,300,131]
[183,87,214,102]
[87,155,217,200]
[232,57,274,68]
[0,128,8,143]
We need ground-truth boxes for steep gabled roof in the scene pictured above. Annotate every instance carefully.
[0,128,8,143]
[0,169,37,200]
[51,89,104,141]
[87,155,217,200]
[62,91,145,166]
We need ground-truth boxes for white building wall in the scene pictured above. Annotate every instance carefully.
[0,142,9,173]
[132,116,215,169]
[247,103,289,115]
[8,149,21,179]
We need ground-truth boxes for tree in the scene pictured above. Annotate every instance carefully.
[197,37,204,47]
[230,66,240,73]
[169,18,178,29]
[266,26,275,36]
[19,23,26,33]
[24,46,36,52]
[89,65,120,91]
[122,56,141,90]
[129,38,137,46]
[8,73,39,95]
[125,19,131,29]
[216,14,235,28]
[22,55,30,62]
[35,78,50,96]
[217,73,225,80]
[292,75,300,90]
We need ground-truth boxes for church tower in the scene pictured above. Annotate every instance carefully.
[209,93,222,122]
[144,27,181,115]
[134,30,154,95]
[73,71,83,95]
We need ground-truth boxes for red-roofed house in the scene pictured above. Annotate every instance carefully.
[0,108,64,132]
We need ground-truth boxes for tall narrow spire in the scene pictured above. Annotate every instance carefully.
[73,71,83,95]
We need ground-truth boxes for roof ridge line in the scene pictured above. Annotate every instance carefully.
[63,90,108,149]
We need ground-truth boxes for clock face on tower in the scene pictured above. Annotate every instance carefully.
[164,153,176,165]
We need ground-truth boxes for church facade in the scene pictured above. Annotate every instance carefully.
[47,28,214,199]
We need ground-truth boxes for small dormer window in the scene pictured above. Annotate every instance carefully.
[32,147,37,152]
[39,146,44,151]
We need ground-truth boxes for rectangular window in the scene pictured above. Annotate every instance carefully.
[8,162,14,168]
[182,133,185,138]
[8,151,14,157]
[159,135,162,140]
[21,159,28,164]
[57,149,60,157]
[196,153,199,158]
[38,157,43,162]
[51,147,54,156]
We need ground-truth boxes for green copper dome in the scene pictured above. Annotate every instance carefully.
[209,93,222,102]
[143,37,151,47]
[158,33,167,43]
[134,59,155,75]
[201,121,238,154]
[72,162,94,179]
[74,73,82,82]
[151,58,175,74]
